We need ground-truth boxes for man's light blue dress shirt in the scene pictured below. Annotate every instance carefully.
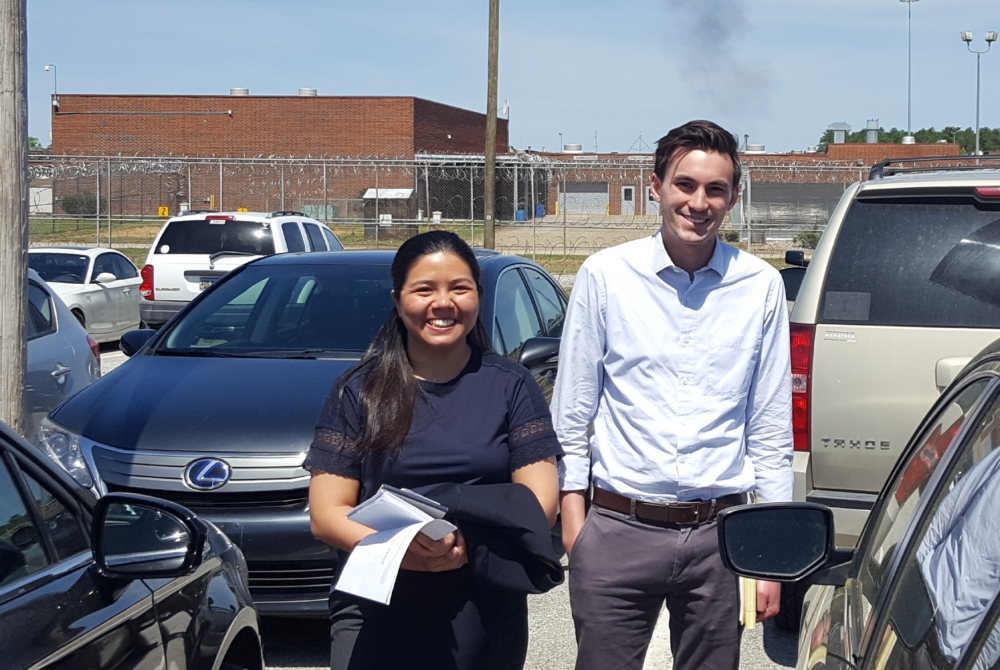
[554,233,793,503]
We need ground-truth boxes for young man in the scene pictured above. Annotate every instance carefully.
[554,120,793,670]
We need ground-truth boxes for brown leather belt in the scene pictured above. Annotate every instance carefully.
[592,487,748,526]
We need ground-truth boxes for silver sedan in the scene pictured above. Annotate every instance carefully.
[28,247,142,343]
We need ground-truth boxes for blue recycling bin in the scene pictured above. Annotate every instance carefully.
[535,203,545,218]
[515,208,526,222]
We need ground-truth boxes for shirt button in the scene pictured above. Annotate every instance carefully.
[684,338,693,345]
[682,378,691,386]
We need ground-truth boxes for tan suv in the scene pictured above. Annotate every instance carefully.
[781,157,1000,626]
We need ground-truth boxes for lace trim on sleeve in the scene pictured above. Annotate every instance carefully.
[509,416,563,472]
[303,428,362,480]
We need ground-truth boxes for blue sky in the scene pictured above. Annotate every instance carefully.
[27,0,1000,153]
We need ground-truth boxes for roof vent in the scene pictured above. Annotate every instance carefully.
[806,146,818,153]
[562,143,584,154]
[827,122,852,144]
[744,144,766,154]
[298,88,318,96]
[866,119,879,144]
[230,88,249,96]
[902,135,916,145]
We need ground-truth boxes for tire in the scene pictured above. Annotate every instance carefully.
[775,581,810,631]
[72,309,86,327]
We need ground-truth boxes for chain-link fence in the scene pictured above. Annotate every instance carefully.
[27,153,867,269]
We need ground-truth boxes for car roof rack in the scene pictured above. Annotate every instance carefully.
[869,155,1000,180]
[267,211,307,218]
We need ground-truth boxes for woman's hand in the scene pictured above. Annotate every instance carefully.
[401,529,468,572]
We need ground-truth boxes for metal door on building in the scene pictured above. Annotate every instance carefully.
[558,182,609,216]
[645,186,659,216]
[621,186,635,215]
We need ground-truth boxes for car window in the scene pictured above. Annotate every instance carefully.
[21,473,88,561]
[870,380,1000,670]
[28,253,89,284]
[304,223,327,251]
[282,222,306,253]
[159,264,394,354]
[856,378,992,632]
[494,269,544,359]
[0,458,50,588]
[113,254,138,280]
[155,219,276,256]
[27,282,55,337]
[821,196,1000,327]
[91,253,121,281]
[522,267,566,338]
[323,228,344,251]
[780,266,807,302]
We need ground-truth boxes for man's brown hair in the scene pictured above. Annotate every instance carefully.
[653,120,741,187]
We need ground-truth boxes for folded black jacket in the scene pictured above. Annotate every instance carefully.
[415,482,564,595]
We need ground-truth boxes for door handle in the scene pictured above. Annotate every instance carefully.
[51,364,72,382]
[122,288,131,295]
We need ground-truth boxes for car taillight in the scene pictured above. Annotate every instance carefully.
[140,264,154,300]
[790,324,815,452]
[86,334,100,362]
[974,186,1000,198]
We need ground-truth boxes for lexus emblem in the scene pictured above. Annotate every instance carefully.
[183,458,232,491]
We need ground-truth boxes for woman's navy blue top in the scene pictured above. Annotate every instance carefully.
[304,348,563,500]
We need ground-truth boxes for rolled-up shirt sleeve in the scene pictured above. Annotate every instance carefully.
[744,275,794,502]
[553,262,606,492]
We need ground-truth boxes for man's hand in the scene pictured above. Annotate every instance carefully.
[756,579,781,622]
[400,529,467,572]
[559,490,587,557]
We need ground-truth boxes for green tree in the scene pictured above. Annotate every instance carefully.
[816,126,1000,155]
[27,136,45,151]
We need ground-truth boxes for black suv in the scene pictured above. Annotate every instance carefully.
[0,421,263,670]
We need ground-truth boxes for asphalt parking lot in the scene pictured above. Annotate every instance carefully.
[99,347,798,670]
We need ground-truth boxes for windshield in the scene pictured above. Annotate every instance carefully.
[155,219,276,256]
[28,253,90,284]
[159,263,394,355]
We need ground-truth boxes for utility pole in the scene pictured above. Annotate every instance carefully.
[0,0,29,434]
[483,0,499,249]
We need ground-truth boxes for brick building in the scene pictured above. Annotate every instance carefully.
[50,93,508,158]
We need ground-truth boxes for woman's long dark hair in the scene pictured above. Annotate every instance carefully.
[341,230,491,460]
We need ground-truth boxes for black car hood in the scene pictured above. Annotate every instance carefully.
[51,355,357,453]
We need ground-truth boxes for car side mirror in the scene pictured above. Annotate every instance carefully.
[120,329,157,357]
[717,502,854,585]
[92,493,207,579]
[784,250,808,267]
[94,272,117,284]
[519,337,560,370]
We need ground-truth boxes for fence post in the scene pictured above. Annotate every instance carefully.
[322,160,328,222]
[530,164,536,261]
[374,166,379,249]
[95,162,101,246]
[107,158,112,247]
[219,159,223,212]
[424,165,431,228]
[187,165,192,212]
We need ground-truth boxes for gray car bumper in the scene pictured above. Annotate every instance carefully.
[139,300,186,327]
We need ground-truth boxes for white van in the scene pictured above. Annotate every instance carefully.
[139,211,343,328]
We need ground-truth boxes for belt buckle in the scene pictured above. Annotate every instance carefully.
[671,501,702,525]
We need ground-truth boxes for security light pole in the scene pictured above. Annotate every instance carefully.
[961,30,997,158]
[901,0,917,135]
[0,0,29,434]
[483,0,499,250]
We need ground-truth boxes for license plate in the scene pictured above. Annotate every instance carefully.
[199,277,218,290]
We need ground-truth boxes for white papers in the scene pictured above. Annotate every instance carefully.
[335,486,457,605]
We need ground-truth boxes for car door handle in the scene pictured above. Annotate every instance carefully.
[122,288,131,295]
[51,364,72,381]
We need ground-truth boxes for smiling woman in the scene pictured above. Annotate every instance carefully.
[305,230,563,670]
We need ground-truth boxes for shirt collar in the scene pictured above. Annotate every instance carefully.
[650,232,727,278]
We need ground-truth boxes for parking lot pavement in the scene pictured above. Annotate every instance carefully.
[99,343,128,375]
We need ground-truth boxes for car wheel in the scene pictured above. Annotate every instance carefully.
[775,581,809,631]
[72,309,86,327]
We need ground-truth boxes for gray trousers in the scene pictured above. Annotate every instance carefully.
[568,505,742,670]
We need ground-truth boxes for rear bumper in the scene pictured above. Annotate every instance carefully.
[139,299,186,327]
[195,506,336,618]
[793,451,876,548]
